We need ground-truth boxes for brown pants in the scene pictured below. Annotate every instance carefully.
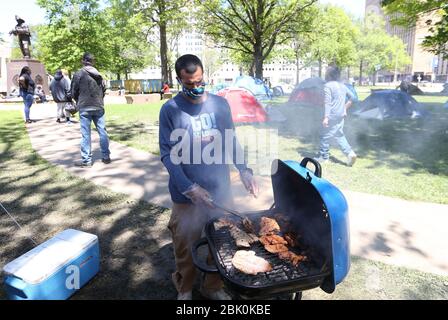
[168,202,224,293]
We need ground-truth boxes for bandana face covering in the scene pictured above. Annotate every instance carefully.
[178,79,206,100]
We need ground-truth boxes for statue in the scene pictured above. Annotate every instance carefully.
[9,15,31,59]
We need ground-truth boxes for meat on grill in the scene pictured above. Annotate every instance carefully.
[242,217,256,234]
[214,218,259,248]
[273,213,293,230]
[231,250,273,275]
[259,217,281,236]
[259,235,288,246]
[264,244,289,254]
[214,218,235,230]
[284,232,300,248]
[278,251,307,266]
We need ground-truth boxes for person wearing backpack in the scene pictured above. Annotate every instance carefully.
[18,66,35,124]
[71,53,111,167]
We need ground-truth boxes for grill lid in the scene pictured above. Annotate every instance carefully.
[271,158,350,293]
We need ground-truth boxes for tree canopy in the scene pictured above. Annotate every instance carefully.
[382,0,448,58]
[196,0,317,79]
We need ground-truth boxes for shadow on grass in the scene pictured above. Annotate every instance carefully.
[0,115,178,300]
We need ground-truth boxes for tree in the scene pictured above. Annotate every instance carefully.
[382,0,448,58]
[355,13,411,85]
[306,5,359,77]
[202,44,225,83]
[36,0,113,75]
[138,0,188,83]
[107,0,155,80]
[196,0,317,79]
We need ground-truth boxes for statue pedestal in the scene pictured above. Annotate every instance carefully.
[6,59,49,96]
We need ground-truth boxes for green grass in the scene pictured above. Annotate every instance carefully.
[0,110,174,299]
[106,102,164,154]
[1,110,448,299]
[303,256,448,300]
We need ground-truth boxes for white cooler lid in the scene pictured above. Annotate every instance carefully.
[3,229,98,284]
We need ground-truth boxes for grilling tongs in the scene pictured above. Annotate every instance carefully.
[211,200,256,234]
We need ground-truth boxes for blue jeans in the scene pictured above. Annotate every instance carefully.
[22,93,34,121]
[79,109,110,163]
[319,118,353,159]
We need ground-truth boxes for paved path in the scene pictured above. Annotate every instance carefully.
[20,104,448,276]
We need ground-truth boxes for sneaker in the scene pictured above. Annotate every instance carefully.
[200,288,231,300]
[66,120,73,125]
[74,160,92,168]
[56,118,61,123]
[25,119,32,124]
[346,152,357,167]
[314,157,329,164]
[102,157,111,164]
[177,291,192,300]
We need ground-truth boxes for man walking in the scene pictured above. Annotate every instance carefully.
[316,66,357,166]
[50,69,72,124]
[71,53,111,167]
[159,54,258,300]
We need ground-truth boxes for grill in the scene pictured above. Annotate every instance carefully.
[192,158,350,299]
[207,211,330,299]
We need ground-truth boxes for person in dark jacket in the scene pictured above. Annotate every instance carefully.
[71,53,110,167]
[50,69,72,124]
[18,66,35,124]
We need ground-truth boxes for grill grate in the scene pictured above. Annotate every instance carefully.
[210,216,328,287]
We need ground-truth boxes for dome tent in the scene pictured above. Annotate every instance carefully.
[216,87,268,123]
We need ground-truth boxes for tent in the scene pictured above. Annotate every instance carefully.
[209,83,230,94]
[233,76,272,100]
[272,86,284,97]
[288,77,325,106]
[216,87,268,123]
[354,90,424,120]
[289,78,359,106]
[397,81,424,95]
[345,83,359,103]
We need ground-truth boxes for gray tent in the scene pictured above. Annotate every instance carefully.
[354,90,424,120]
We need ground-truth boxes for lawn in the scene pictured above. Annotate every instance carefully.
[105,94,448,204]
[1,110,448,300]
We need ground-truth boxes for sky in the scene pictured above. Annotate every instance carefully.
[319,0,366,19]
[0,0,46,43]
[1,0,366,44]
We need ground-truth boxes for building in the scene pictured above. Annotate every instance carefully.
[365,0,447,82]
[0,45,12,95]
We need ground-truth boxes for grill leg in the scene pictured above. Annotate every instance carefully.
[291,292,303,300]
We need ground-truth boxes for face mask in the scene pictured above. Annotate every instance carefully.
[178,79,206,100]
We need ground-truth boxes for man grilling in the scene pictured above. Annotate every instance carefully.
[159,54,258,300]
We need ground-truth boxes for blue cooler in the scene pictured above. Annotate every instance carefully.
[3,229,100,300]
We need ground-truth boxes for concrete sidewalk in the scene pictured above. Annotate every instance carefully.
[24,109,448,277]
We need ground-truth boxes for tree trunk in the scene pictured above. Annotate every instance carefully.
[168,66,173,86]
[117,73,121,81]
[249,61,255,77]
[372,71,377,86]
[159,21,169,83]
[296,57,300,85]
[254,40,263,79]
[318,59,323,78]
[359,60,363,86]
